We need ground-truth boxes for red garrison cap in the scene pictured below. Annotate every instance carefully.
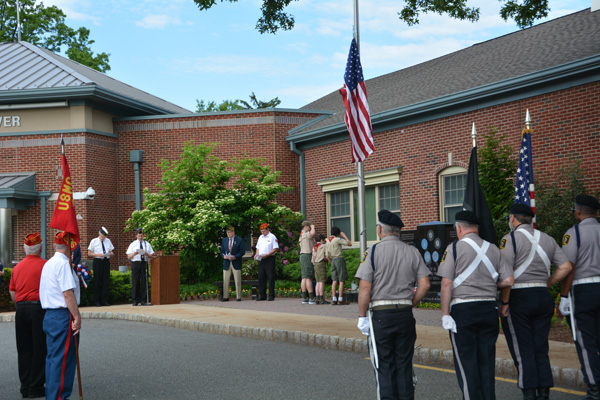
[24,232,42,246]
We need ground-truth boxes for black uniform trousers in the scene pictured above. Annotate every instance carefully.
[258,256,276,300]
[371,307,416,400]
[450,301,499,400]
[572,282,600,386]
[93,257,110,304]
[15,302,47,397]
[131,260,148,304]
[501,287,554,389]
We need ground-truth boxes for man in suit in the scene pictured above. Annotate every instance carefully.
[221,227,245,301]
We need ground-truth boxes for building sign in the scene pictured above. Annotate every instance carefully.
[0,116,21,128]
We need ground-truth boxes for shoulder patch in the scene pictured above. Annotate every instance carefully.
[499,238,507,250]
[361,250,369,263]
[441,251,447,263]
[562,234,571,246]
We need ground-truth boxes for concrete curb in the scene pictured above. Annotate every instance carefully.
[0,312,586,389]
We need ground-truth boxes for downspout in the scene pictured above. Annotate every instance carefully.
[130,150,144,211]
[38,191,52,259]
[290,142,306,216]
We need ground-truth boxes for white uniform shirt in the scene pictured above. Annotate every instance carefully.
[40,252,79,309]
[88,237,114,259]
[256,232,279,257]
[126,239,155,262]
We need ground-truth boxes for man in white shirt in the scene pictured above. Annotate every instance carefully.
[126,229,156,306]
[40,231,81,400]
[87,227,114,307]
[254,223,279,301]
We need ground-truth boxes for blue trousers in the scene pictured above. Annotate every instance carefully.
[573,283,600,386]
[43,309,79,400]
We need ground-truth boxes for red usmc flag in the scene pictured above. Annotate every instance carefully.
[49,154,80,246]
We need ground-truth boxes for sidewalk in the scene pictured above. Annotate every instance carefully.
[0,298,585,389]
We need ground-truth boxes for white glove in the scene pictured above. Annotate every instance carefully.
[559,297,571,316]
[357,317,370,336]
[442,315,457,333]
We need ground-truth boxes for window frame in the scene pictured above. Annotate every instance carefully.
[438,166,467,223]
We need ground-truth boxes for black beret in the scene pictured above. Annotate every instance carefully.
[576,195,600,210]
[510,203,535,217]
[455,210,480,225]
[378,210,404,228]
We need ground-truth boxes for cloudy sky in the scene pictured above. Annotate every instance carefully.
[45,0,591,112]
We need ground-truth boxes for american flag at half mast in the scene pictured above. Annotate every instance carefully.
[514,112,536,221]
[339,38,374,163]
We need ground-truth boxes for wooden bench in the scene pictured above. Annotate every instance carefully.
[213,280,259,300]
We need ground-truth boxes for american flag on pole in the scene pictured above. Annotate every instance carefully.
[339,38,374,163]
[514,127,536,224]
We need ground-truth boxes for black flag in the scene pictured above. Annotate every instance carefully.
[463,146,497,245]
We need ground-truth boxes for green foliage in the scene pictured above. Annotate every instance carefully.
[282,261,301,281]
[0,268,13,312]
[196,93,281,113]
[126,142,303,284]
[0,0,110,72]
[478,127,517,239]
[535,161,598,244]
[239,92,281,109]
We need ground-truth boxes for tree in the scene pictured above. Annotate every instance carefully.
[0,0,110,72]
[195,93,281,113]
[192,0,552,34]
[478,127,517,239]
[125,142,303,283]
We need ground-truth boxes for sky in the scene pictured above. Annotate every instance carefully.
[44,0,592,112]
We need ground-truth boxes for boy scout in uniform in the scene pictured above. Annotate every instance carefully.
[438,210,514,400]
[299,221,316,304]
[559,195,600,400]
[356,210,431,400]
[311,234,330,304]
[498,203,572,400]
[326,226,352,305]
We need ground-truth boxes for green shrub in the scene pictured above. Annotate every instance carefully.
[282,261,301,281]
[0,268,14,312]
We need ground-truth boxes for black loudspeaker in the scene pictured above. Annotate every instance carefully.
[414,222,456,303]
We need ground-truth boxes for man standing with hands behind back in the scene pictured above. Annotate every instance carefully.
[127,229,156,306]
[220,227,245,302]
[88,227,114,307]
[255,223,279,301]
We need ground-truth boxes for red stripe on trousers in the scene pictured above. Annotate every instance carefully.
[57,313,73,400]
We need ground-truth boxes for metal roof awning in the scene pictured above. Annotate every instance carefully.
[0,173,38,210]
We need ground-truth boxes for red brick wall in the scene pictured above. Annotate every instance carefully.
[303,82,600,231]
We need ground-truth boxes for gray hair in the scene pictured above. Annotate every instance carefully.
[54,243,68,252]
[455,221,479,230]
[379,222,401,236]
[24,243,42,255]
[576,205,597,215]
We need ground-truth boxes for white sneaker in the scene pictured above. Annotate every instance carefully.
[308,298,316,305]
[301,298,309,304]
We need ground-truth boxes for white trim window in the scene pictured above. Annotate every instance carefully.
[439,166,467,223]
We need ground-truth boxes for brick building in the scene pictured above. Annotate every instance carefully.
[0,8,598,269]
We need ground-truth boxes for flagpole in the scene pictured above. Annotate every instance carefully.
[471,122,477,148]
[354,0,367,255]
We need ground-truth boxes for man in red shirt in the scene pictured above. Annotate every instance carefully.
[9,232,48,399]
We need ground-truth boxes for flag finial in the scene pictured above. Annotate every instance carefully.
[525,109,531,130]
[471,123,477,147]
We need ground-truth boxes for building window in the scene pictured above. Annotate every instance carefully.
[439,166,467,223]
[379,184,400,217]
[330,191,352,241]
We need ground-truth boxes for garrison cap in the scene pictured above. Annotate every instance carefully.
[576,195,600,210]
[510,203,535,217]
[378,210,404,228]
[455,210,480,225]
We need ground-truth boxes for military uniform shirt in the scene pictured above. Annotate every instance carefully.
[562,218,600,280]
[355,235,430,301]
[126,239,155,262]
[499,224,568,283]
[437,233,511,299]
[326,236,348,259]
[256,231,279,257]
[299,231,315,254]
[39,252,79,309]
[88,237,114,259]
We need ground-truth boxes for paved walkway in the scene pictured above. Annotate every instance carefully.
[0,298,585,389]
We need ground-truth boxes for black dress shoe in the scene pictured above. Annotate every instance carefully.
[268,298,274,301]
[221,298,229,302]
[132,303,138,306]
[236,298,242,302]
[256,297,266,301]
[101,302,110,306]
[94,302,101,307]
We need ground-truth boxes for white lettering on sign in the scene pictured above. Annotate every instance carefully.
[0,116,21,128]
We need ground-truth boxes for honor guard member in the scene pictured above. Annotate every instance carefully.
[87,227,114,307]
[9,233,48,398]
[220,227,245,302]
[126,229,156,306]
[559,195,600,400]
[40,231,82,400]
[438,210,514,400]
[255,223,279,301]
[356,210,431,400]
[499,203,572,400]
[299,221,316,304]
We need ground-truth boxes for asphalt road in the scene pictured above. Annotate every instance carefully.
[0,320,584,399]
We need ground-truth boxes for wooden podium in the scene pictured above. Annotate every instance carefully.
[150,255,180,305]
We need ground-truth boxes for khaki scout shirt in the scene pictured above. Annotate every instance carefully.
[499,224,568,283]
[326,236,348,259]
[562,218,600,280]
[311,242,327,264]
[437,232,512,300]
[299,231,315,254]
[355,235,430,301]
